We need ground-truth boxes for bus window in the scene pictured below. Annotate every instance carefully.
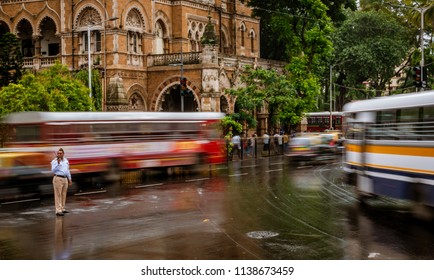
[422,106,434,140]
[396,108,420,140]
[15,125,40,143]
[400,108,419,123]
[423,106,434,122]
[377,110,397,124]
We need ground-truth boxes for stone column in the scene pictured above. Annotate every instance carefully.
[201,45,219,112]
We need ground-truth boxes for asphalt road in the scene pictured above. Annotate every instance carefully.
[1,156,434,260]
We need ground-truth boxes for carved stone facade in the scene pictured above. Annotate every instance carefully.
[0,0,284,131]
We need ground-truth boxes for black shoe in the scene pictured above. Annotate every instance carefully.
[56,212,64,216]
[62,210,69,214]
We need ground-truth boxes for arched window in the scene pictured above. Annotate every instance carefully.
[240,23,246,47]
[125,8,144,56]
[250,29,255,53]
[16,19,34,57]
[155,21,166,54]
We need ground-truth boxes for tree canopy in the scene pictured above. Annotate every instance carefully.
[0,63,92,116]
[332,10,413,105]
[242,0,356,66]
[227,62,321,131]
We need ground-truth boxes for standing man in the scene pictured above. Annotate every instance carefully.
[51,148,72,216]
[230,134,241,160]
[263,132,270,151]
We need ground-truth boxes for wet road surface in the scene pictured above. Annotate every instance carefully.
[1,156,434,260]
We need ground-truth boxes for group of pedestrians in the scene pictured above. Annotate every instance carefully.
[229,131,290,160]
[262,131,289,154]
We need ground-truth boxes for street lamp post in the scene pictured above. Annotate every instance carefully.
[329,59,351,129]
[169,45,185,112]
[87,17,118,111]
[329,64,333,130]
[416,5,432,91]
[180,44,184,112]
[87,25,92,104]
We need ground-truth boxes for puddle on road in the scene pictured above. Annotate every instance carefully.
[246,230,279,239]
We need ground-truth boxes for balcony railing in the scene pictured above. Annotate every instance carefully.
[23,56,60,69]
[147,52,201,67]
[21,52,285,73]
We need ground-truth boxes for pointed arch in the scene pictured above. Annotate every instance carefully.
[38,16,60,56]
[220,94,230,114]
[125,7,146,31]
[249,29,256,53]
[125,7,145,58]
[0,21,10,37]
[74,6,103,61]
[35,2,61,35]
[219,69,231,91]
[75,6,103,30]
[239,22,246,47]
[154,19,168,54]
[220,24,230,54]
[129,92,146,111]
[154,10,171,36]
[15,18,34,57]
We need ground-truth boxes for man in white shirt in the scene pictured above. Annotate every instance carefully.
[263,132,270,151]
[51,148,72,216]
[231,134,241,160]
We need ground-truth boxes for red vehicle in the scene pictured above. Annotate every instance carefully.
[303,111,344,132]
[2,111,226,188]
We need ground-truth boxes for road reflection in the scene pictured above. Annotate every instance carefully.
[53,216,71,260]
[0,158,434,260]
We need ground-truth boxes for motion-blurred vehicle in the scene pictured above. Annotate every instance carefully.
[302,111,344,132]
[0,151,52,201]
[286,135,336,166]
[2,112,226,192]
[319,131,345,154]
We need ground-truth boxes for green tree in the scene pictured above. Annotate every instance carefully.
[0,63,91,116]
[228,64,320,132]
[75,69,102,111]
[241,0,354,66]
[358,1,434,91]
[333,10,413,105]
[0,32,23,87]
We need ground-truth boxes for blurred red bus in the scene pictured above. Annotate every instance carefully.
[2,111,226,187]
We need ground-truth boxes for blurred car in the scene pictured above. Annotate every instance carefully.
[286,135,336,166]
[320,131,345,154]
[0,151,52,201]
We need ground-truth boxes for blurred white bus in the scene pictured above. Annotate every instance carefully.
[343,90,434,220]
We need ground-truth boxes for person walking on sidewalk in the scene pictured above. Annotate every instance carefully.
[51,148,72,216]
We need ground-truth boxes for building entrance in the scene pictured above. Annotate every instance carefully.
[160,85,198,112]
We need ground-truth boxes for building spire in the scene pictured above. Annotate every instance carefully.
[200,9,217,46]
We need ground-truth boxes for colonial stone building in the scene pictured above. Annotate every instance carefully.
[0,0,284,133]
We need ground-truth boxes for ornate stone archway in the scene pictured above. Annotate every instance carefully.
[152,76,200,112]
[155,82,199,112]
